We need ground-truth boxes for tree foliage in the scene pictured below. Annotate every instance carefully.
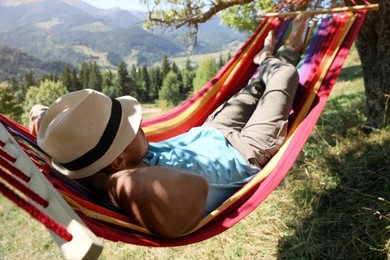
[21,80,67,125]
[0,82,22,121]
[193,58,218,92]
[159,70,183,106]
[141,0,264,33]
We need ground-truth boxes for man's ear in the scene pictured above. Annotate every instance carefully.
[110,154,127,170]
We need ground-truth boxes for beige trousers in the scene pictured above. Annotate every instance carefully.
[203,46,300,168]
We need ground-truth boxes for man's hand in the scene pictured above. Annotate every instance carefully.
[29,105,48,136]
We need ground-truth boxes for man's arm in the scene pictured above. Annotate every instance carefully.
[28,104,208,237]
[107,166,208,238]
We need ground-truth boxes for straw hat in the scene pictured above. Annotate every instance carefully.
[38,89,142,179]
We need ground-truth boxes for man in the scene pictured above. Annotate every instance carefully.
[30,14,307,238]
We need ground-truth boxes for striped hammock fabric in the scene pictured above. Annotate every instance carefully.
[0,10,367,248]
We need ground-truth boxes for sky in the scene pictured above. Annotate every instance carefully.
[81,0,147,11]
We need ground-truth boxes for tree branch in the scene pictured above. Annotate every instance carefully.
[148,0,255,30]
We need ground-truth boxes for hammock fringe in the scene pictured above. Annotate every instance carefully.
[261,3,379,17]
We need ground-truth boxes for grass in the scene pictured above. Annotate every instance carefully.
[1,46,389,259]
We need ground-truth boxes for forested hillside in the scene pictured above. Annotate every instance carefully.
[0,45,67,81]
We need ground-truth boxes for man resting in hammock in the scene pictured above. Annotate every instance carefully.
[29,15,307,238]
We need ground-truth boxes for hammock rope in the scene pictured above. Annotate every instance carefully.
[1,122,104,259]
[0,157,72,241]
[0,159,47,207]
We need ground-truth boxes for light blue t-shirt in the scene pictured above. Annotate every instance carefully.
[143,127,260,213]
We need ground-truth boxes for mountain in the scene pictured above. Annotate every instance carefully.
[0,0,247,69]
[0,0,143,30]
[0,45,68,81]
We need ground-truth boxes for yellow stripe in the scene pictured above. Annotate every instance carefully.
[62,193,154,235]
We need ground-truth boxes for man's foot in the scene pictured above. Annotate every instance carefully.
[288,14,307,54]
[253,30,275,65]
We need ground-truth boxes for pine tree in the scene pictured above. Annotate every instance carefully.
[23,72,36,89]
[102,70,117,96]
[11,76,19,90]
[185,57,193,71]
[140,65,150,92]
[181,69,195,98]
[61,64,73,92]
[116,61,134,96]
[79,62,90,89]
[11,76,24,103]
[149,66,163,101]
[71,69,82,91]
[139,64,151,102]
[130,64,138,82]
[161,54,171,78]
[88,62,102,91]
[128,64,141,101]
[171,61,179,74]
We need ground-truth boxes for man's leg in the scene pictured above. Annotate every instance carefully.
[202,30,276,132]
[202,77,266,133]
[224,15,307,168]
[227,55,299,168]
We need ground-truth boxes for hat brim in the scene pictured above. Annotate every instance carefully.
[52,96,142,179]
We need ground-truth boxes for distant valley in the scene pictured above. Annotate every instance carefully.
[0,0,247,76]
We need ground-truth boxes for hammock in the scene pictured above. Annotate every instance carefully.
[0,6,374,259]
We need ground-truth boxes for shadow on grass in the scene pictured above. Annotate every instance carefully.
[277,94,390,259]
[337,65,363,82]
